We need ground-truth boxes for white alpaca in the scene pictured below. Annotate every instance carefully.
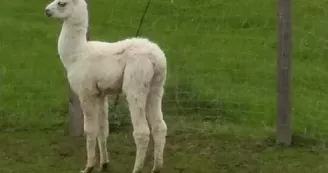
[44,0,167,172]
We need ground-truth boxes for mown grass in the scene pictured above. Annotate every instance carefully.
[1,0,328,172]
[2,117,328,173]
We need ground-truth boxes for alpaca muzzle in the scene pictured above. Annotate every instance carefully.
[45,9,52,17]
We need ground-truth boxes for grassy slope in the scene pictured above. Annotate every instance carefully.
[1,0,328,172]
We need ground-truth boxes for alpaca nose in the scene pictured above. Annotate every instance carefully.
[45,9,52,17]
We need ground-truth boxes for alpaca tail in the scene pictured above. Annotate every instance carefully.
[146,50,167,112]
[150,52,167,92]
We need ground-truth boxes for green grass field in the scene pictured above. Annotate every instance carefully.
[1,0,328,172]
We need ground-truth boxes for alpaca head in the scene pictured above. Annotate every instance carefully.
[45,0,87,21]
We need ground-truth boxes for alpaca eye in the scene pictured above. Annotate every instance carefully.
[58,2,67,7]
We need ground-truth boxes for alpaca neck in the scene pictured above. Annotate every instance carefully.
[58,17,88,70]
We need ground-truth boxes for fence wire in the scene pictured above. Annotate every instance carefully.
[0,0,327,140]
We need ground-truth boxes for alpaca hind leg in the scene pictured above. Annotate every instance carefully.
[146,86,167,173]
[80,95,100,173]
[97,95,109,172]
[123,58,154,173]
[127,94,150,173]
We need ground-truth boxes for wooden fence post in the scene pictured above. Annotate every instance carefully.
[276,0,292,145]
[69,0,90,136]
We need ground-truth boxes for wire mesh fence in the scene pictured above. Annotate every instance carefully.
[0,0,327,142]
[101,0,278,130]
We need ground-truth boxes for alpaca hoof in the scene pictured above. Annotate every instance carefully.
[132,169,142,173]
[80,166,94,173]
[99,162,109,172]
[151,168,161,173]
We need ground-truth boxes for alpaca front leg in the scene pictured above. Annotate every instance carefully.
[97,96,109,172]
[97,126,109,172]
[80,96,99,173]
[81,134,97,173]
